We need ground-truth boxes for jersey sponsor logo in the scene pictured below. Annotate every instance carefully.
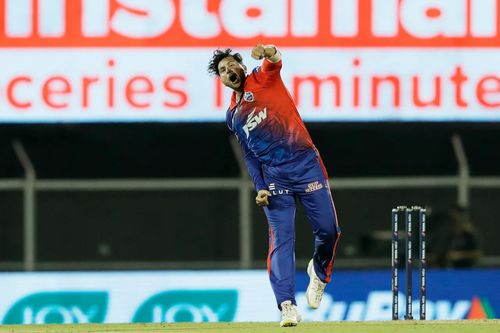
[268,183,290,196]
[305,181,324,193]
[243,92,254,102]
[242,107,267,138]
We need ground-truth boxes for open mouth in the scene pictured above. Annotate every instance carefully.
[229,73,238,83]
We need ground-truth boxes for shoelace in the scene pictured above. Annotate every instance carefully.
[311,277,326,303]
[281,302,295,318]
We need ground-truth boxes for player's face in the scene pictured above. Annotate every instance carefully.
[218,57,246,91]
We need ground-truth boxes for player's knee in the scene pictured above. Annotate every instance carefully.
[318,223,338,242]
[318,226,337,241]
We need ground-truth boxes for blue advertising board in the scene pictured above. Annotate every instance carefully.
[0,269,498,324]
[295,269,499,321]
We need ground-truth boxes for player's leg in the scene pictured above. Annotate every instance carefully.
[298,183,341,284]
[261,176,303,326]
[263,190,297,308]
[264,192,303,327]
[296,158,341,310]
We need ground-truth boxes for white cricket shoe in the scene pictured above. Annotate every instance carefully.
[280,300,302,327]
[306,259,327,309]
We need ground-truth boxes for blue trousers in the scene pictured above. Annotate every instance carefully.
[261,148,341,308]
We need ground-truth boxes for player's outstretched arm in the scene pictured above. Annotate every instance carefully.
[251,44,282,63]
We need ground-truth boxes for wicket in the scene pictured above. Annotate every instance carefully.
[391,206,426,320]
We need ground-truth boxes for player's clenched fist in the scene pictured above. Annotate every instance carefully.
[251,44,277,60]
[256,190,272,206]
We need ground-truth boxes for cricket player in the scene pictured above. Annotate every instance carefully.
[207,45,341,327]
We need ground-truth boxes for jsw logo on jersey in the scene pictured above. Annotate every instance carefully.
[296,291,474,321]
[243,108,267,139]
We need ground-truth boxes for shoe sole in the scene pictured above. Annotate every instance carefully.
[306,260,320,309]
[280,320,298,327]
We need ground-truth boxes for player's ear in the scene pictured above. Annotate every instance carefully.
[242,64,247,73]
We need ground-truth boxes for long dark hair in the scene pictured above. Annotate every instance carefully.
[207,48,243,76]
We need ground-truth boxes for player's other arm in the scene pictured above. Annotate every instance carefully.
[237,136,271,206]
[251,44,282,84]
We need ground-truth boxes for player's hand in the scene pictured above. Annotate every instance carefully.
[251,44,276,60]
[251,44,266,60]
[255,190,272,206]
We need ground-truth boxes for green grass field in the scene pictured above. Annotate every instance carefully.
[0,320,499,333]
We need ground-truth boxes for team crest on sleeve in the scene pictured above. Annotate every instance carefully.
[243,91,254,102]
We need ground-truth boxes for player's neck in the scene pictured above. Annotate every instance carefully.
[235,90,243,102]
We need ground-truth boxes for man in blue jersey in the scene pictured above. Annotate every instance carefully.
[208,44,341,327]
